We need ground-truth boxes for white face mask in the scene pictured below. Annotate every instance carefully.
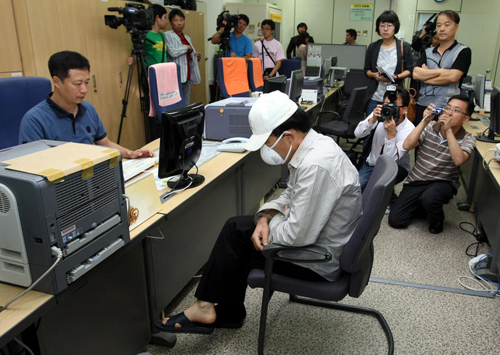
[260,132,293,165]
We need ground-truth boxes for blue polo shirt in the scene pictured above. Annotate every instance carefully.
[19,93,107,145]
[229,32,253,57]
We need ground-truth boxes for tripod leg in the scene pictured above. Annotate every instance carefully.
[117,54,135,144]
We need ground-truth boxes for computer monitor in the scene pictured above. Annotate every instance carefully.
[474,74,486,110]
[331,56,338,67]
[305,66,320,77]
[158,102,205,190]
[263,75,287,94]
[477,86,500,143]
[288,69,304,103]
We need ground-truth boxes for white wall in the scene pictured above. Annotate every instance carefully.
[200,0,500,99]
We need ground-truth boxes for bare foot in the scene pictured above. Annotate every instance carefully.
[162,301,216,328]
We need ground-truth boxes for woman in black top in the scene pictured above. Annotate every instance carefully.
[364,11,413,115]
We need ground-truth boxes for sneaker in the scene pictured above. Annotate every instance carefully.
[428,221,444,234]
[385,206,390,215]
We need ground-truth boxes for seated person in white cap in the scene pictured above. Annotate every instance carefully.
[155,91,362,334]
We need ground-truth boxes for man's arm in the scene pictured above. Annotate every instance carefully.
[438,115,470,166]
[403,104,435,150]
[423,68,464,85]
[165,32,189,58]
[354,109,379,138]
[413,64,442,81]
[267,59,282,78]
[95,137,155,159]
[18,114,46,144]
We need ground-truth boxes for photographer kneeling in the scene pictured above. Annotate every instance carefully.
[354,86,415,205]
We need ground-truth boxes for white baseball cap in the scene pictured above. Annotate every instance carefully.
[245,91,298,151]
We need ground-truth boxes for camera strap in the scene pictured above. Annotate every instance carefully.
[261,40,276,70]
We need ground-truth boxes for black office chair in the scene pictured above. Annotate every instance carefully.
[339,71,370,113]
[248,155,397,355]
[315,86,367,145]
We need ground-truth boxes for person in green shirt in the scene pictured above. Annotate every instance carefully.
[128,4,168,68]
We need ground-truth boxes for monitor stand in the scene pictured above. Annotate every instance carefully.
[167,170,205,190]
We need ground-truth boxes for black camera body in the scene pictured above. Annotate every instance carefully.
[217,11,239,34]
[105,3,154,34]
[379,85,400,121]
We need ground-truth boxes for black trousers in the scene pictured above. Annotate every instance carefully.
[388,180,457,228]
[194,216,326,322]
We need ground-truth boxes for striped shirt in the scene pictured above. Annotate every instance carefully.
[164,30,201,85]
[256,129,362,281]
[406,121,476,189]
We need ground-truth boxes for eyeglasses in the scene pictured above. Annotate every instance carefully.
[379,23,394,29]
[443,105,466,115]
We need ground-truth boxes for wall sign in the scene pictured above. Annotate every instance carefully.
[350,4,374,21]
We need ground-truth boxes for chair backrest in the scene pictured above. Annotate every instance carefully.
[279,59,301,79]
[148,63,185,119]
[0,77,51,149]
[343,71,370,97]
[342,86,367,135]
[339,155,397,297]
[248,58,264,92]
[217,58,250,98]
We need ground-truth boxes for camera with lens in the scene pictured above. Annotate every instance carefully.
[216,11,240,34]
[105,3,154,35]
[431,105,443,117]
[379,85,400,121]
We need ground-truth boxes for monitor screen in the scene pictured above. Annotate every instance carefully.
[477,86,500,143]
[305,66,320,77]
[289,69,304,103]
[474,74,486,110]
[263,75,287,94]
[159,102,205,190]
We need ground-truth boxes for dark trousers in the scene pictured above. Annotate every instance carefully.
[388,180,457,228]
[195,216,326,323]
[415,104,427,127]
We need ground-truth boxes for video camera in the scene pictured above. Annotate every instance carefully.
[380,85,400,121]
[105,3,154,36]
[216,11,240,34]
[420,14,437,41]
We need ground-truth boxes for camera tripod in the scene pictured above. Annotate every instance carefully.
[213,34,232,101]
[117,36,152,144]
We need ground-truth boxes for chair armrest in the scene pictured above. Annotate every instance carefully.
[262,244,332,264]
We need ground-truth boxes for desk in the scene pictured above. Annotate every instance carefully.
[463,120,500,279]
[301,84,343,120]
[1,146,282,354]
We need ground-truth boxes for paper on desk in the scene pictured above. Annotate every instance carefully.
[376,66,395,83]
[124,172,162,231]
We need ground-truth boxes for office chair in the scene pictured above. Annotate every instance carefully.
[279,59,301,79]
[148,62,185,140]
[217,57,250,98]
[248,58,264,92]
[248,155,397,355]
[315,86,367,145]
[0,76,52,149]
[339,71,370,114]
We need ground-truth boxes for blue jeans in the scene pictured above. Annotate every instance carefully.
[366,99,382,117]
[358,163,374,192]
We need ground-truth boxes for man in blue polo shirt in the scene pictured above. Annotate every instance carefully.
[211,14,252,59]
[19,51,154,159]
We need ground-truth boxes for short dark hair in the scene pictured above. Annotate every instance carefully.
[271,107,311,136]
[346,29,357,40]
[48,51,90,81]
[376,10,400,36]
[169,8,185,22]
[438,10,460,24]
[448,94,474,116]
[151,4,166,20]
[261,19,275,31]
[383,87,410,107]
[297,22,307,31]
[296,32,309,47]
[238,14,249,26]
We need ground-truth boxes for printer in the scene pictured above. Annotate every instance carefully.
[204,98,258,140]
[0,141,129,294]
